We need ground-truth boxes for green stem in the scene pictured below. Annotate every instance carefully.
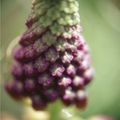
[47,101,85,120]
[47,101,64,120]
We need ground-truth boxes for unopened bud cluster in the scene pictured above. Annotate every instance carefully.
[5,0,94,110]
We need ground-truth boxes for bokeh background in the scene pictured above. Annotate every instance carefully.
[1,0,120,120]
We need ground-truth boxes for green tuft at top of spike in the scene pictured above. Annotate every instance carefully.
[26,0,80,36]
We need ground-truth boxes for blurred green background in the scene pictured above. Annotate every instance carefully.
[1,0,120,120]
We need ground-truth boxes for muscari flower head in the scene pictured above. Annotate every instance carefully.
[5,0,94,110]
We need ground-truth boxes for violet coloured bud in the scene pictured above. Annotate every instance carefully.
[66,64,76,77]
[75,36,85,50]
[75,40,84,50]
[5,81,24,100]
[34,57,49,73]
[63,42,76,53]
[31,95,47,110]
[45,47,59,63]
[82,44,90,54]
[75,90,87,109]
[24,45,35,60]
[38,73,53,89]
[77,60,90,74]
[14,47,25,62]
[73,76,84,89]
[5,81,15,96]
[33,39,49,55]
[71,32,80,40]
[25,15,38,28]
[79,35,85,45]
[62,52,73,64]
[12,64,24,79]
[58,77,72,89]
[62,87,76,106]
[55,39,65,52]
[26,18,33,28]
[50,64,65,77]
[44,90,58,102]
[19,31,37,46]
[73,50,84,63]
[83,68,94,85]
[23,63,35,77]
[24,79,36,93]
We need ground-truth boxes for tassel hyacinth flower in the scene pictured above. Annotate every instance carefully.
[5,0,94,111]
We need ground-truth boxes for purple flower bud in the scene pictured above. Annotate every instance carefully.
[38,73,53,89]
[75,90,87,109]
[24,63,35,77]
[66,64,76,77]
[5,81,24,99]
[55,39,65,52]
[32,95,47,110]
[84,54,91,63]
[79,35,85,45]
[78,60,90,74]
[34,26,47,36]
[62,52,73,64]
[24,45,35,60]
[58,77,72,88]
[74,36,85,50]
[74,50,84,63]
[73,76,84,89]
[26,18,33,28]
[26,15,38,28]
[50,64,65,77]
[75,40,84,50]
[14,47,25,62]
[82,44,90,54]
[63,42,76,52]
[83,68,94,85]
[12,64,24,79]
[33,39,49,55]
[44,90,58,102]
[20,31,38,46]
[24,79,35,93]
[62,87,75,106]
[72,32,79,40]
[45,47,59,63]
[34,57,49,73]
